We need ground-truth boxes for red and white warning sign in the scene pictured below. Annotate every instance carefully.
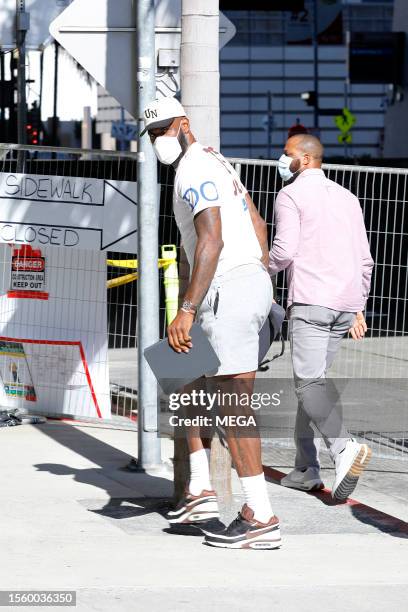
[8,245,49,300]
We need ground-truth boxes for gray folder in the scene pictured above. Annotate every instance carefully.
[144,323,221,395]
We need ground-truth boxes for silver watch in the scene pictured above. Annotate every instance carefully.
[181,300,197,315]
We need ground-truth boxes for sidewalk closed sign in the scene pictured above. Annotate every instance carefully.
[8,245,49,300]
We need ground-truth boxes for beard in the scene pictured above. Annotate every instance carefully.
[289,158,302,175]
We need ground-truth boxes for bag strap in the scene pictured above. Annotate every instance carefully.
[258,333,285,372]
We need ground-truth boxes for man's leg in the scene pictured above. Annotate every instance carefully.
[210,371,272,520]
[321,311,356,460]
[325,311,372,500]
[288,306,371,500]
[181,378,213,496]
[281,309,326,490]
[290,306,349,441]
[293,403,321,471]
[285,307,329,485]
[198,265,280,548]
[167,379,218,525]
[203,370,281,550]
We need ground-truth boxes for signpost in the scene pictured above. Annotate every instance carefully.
[0,172,138,252]
[49,0,236,118]
[0,0,70,50]
[111,107,138,150]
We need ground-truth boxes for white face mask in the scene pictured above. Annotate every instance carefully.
[153,126,182,165]
[278,154,296,181]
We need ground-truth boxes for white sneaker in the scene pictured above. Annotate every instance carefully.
[281,467,324,492]
[167,489,220,524]
[332,440,372,501]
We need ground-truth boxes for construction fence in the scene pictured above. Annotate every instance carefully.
[0,144,406,459]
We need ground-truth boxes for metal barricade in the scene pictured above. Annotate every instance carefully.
[0,145,140,422]
[0,144,406,460]
[228,158,408,459]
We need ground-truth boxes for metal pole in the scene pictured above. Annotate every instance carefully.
[52,41,59,146]
[39,46,44,121]
[312,0,319,131]
[344,28,351,158]
[16,0,28,145]
[81,106,92,150]
[0,52,5,141]
[267,90,273,160]
[135,0,161,469]
[119,106,126,152]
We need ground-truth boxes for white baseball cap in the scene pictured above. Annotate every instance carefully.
[140,97,186,136]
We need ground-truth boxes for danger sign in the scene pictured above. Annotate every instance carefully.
[8,245,49,300]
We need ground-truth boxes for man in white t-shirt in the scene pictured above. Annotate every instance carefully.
[141,97,281,550]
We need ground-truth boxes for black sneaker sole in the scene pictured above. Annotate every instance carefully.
[167,518,226,536]
[204,524,282,550]
[205,531,282,550]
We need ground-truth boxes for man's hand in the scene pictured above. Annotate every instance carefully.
[349,311,367,340]
[167,310,194,353]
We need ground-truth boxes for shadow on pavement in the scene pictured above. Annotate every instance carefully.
[35,421,134,467]
[264,464,408,538]
[33,422,173,520]
[349,503,408,539]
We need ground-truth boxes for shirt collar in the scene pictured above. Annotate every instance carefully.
[298,168,325,178]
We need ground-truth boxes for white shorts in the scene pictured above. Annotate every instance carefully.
[198,263,273,376]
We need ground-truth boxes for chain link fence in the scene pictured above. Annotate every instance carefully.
[0,144,406,459]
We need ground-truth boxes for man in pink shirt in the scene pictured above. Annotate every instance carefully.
[269,134,374,500]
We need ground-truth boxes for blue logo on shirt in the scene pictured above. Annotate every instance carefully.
[182,181,219,211]
[182,187,200,211]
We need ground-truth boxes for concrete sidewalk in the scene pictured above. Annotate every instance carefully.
[0,421,407,612]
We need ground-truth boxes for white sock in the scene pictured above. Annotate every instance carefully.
[189,448,211,496]
[240,473,273,523]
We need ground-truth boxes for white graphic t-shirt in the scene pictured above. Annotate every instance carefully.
[173,143,262,276]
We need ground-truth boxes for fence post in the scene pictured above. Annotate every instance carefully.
[135,0,161,469]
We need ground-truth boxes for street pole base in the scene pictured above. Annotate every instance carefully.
[123,457,169,474]
[124,457,144,472]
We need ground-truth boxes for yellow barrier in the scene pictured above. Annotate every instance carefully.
[106,246,179,319]
[161,244,179,324]
[107,258,175,270]
[107,272,138,289]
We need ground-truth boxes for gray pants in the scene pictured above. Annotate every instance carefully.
[289,305,356,469]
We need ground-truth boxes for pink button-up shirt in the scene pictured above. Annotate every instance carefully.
[268,168,374,312]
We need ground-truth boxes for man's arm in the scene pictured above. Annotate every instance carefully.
[167,207,223,353]
[349,206,374,341]
[268,191,301,276]
[245,192,269,268]
[360,213,374,303]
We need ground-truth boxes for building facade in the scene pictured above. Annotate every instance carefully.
[220,0,394,159]
[95,0,395,159]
